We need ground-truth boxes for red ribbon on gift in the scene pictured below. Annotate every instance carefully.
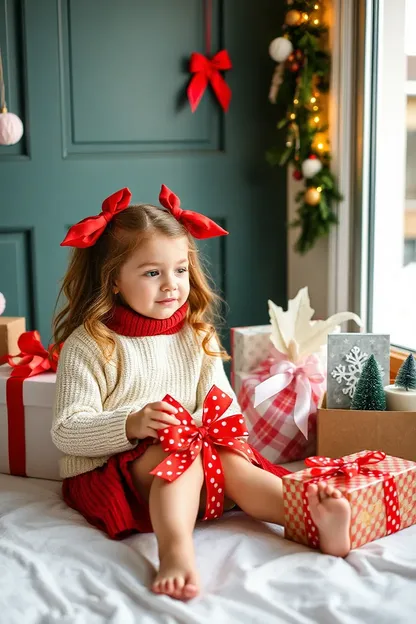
[187,50,232,113]
[301,451,401,548]
[304,450,387,478]
[0,331,60,477]
[150,385,253,519]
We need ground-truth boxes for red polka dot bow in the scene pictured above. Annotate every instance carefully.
[60,187,132,248]
[159,185,228,239]
[150,385,253,520]
[305,450,387,479]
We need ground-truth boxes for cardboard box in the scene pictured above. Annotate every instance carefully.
[0,317,26,358]
[0,364,62,480]
[317,398,416,462]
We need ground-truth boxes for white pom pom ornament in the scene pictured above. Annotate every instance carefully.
[0,292,5,316]
[301,156,323,179]
[0,109,24,145]
[269,37,293,63]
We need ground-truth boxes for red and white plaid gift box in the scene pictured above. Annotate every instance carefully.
[237,355,322,464]
[283,450,416,550]
[231,324,327,464]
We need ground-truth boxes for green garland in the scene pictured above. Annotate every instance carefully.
[267,0,342,254]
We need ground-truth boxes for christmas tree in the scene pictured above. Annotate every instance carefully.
[351,354,387,411]
[395,354,416,391]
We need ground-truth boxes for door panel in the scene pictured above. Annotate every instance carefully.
[0,0,287,350]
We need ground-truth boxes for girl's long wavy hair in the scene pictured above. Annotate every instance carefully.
[53,203,229,361]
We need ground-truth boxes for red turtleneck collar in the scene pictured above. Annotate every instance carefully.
[105,302,188,337]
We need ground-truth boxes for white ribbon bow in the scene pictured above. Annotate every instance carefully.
[253,352,325,439]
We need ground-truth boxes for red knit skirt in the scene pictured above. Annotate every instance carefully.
[62,442,291,540]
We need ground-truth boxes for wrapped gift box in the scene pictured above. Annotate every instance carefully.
[326,333,390,409]
[0,317,26,359]
[230,289,360,466]
[317,396,416,462]
[231,324,324,465]
[237,356,319,464]
[231,325,272,394]
[0,364,62,480]
[231,324,332,395]
[283,450,416,550]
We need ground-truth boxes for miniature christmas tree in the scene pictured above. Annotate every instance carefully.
[351,354,387,411]
[395,354,416,391]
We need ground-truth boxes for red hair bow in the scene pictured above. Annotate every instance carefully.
[60,188,132,248]
[187,51,232,113]
[159,184,228,239]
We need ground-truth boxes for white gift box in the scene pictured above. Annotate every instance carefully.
[0,365,62,480]
[231,326,272,395]
[231,324,334,395]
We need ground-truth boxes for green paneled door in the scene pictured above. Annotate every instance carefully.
[0,0,287,347]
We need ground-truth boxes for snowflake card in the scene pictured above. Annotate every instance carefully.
[327,333,390,409]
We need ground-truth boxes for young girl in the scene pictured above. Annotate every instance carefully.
[52,185,351,602]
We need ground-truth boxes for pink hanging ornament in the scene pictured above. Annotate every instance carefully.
[0,292,5,315]
[0,48,24,146]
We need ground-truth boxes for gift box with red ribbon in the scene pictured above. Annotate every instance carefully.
[283,450,416,550]
[0,331,63,480]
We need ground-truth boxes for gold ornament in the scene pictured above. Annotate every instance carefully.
[285,10,302,26]
[304,187,321,205]
[312,132,328,153]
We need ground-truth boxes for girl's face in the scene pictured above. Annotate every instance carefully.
[115,234,190,319]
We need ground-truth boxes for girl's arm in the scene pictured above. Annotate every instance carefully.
[51,334,138,458]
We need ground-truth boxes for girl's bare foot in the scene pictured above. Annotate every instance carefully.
[152,539,199,600]
[307,482,351,558]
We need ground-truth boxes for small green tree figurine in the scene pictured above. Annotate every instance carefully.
[395,354,416,391]
[351,354,387,411]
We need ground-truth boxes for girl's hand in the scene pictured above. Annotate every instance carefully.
[126,401,181,440]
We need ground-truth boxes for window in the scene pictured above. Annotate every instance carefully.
[363,0,416,351]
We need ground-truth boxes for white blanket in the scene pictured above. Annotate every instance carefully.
[1,471,416,624]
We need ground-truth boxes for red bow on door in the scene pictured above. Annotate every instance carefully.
[187,50,232,113]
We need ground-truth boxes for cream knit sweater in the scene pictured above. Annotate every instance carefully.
[51,324,240,479]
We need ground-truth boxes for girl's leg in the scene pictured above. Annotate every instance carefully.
[218,449,351,558]
[130,445,204,600]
